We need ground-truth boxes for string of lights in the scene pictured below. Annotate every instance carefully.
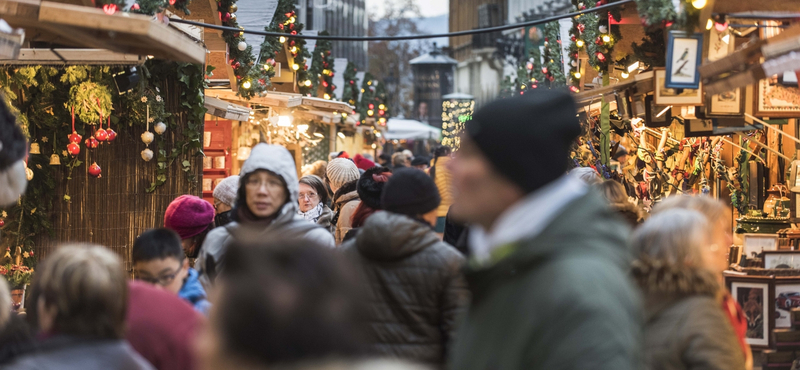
[168,0,633,42]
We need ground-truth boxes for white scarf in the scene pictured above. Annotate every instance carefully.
[299,202,324,223]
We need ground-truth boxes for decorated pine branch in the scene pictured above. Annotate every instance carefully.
[357,73,375,125]
[308,31,336,100]
[543,21,567,88]
[342,62,360,106]
[258,0,312,96]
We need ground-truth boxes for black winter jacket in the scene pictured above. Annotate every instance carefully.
[341,211,469,367]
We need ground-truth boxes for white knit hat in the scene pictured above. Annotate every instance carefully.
[326,158,360,191]
[212,175,240,206]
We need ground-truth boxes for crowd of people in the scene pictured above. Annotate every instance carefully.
[0,89,749,370]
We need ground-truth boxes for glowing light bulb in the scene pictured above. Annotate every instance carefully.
[242,80,251,89]
[304,80,312,86]
[706,19,713,30]
[602,35,611,43]
[576,39,585,47]
[574,72,582,79]
[279,36,286,43]
[367,109,374,116]
[621,71,630,79]
[292,64,300,71]
[692,0,706,9]
[324,94,331,100]
[291,46,298,53]
[379,104,385,110]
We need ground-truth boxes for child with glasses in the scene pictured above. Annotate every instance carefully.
[133,228,211,315]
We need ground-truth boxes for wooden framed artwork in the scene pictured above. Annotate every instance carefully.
[706,88,746,117]
[774,277,800,328]
[755,21,800,117]
[705,26,735,62]
[726,274,775,349]
[644,95,672,128]
[665,31,703,89]
[683,119,713,137]
[654,68,703,106]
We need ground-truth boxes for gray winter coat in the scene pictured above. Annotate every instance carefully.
[633,259,746,370]
[342,212,469,366]
[195,144,334,289]
[7,337,153,370]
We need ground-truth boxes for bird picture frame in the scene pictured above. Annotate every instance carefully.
[665,31,704,90]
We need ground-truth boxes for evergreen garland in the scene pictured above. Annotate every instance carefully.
[543,21,567,88]
[568,0,622,78]
[308,31,336,99]
[631,27,667,68]
[130,0,192,16]
[374,81,390,125]
[258,0,312,96]
[633,0,700,32]
[219,0,269,99]
[357,73,375,125]
[341,62,360,106]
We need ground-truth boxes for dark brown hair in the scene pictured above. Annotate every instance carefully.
[299,175,329,206]
[217,238,365,365]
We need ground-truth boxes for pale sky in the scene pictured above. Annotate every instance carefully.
[366,0,449,18]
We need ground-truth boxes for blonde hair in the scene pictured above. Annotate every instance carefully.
[599,180,628,204]
[632,208,709,266]
[302,160,328,181]
[654,195,727,224]
[33,244,127,339]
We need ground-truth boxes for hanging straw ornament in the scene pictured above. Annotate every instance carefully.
[106,115,117,142]
[67,107,81,156]
[154,121,166,135]
[49,133,60,166]
[141,105,154,161]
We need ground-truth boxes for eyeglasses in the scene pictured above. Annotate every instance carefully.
[298,192,318,201]
[135,263,182,287]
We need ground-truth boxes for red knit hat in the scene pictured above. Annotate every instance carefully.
[164,195,215,240]
[353,154,376,171]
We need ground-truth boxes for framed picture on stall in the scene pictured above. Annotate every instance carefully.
[755,21,800,117]
[774,278,800,328]
[644,95,672,128]
[706,88,746,117]
[665,31,703,89]
[683,119,713,137]
[654,68,703,106]
[726,275,774,348]
[763,251,800,269]
[743,233,779,258]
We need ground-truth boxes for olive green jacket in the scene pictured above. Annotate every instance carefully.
[449,190,643,370]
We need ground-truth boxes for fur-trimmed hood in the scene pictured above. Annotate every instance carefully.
[333,179,359,208]
[632,258,722,320]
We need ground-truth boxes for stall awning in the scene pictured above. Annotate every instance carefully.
[0,0,205,63]
[385,119,441,140]
[0,48,144,65]
[205,89,356,125]
[204,96,251,122]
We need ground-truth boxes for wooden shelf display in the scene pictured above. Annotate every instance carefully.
[203,120,232,203]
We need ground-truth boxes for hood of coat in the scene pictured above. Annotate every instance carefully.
[238,143,300,218]
[632,258,721,320]
[355,211,440,261]
[333,180,359,208]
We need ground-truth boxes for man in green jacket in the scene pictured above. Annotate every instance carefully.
[447,89,642,370]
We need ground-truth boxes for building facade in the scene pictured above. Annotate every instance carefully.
[297,0,369,70]
[449,0,507,109]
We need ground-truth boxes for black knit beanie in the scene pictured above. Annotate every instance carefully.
[357,166,392,210]
[466,89,581,194]
[381,168,441,216]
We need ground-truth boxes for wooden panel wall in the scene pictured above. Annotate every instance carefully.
[36,76,203,273]
[450,0,507,62]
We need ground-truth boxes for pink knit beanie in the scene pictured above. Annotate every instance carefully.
[164,195,215,240]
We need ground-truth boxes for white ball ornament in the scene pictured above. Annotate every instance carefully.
[237,41,247,51]
[141,148,154,161]
[571,60,578,67]
[141,131,154,145]
[598,25,608,33]
[154,122,167,135]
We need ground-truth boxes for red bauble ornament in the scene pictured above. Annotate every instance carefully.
[596,52,607,62]
[289,23,295,30]
[571,35,577,42]
[233,62,241,69]
[290,31,297,35]
[665,21,674,27]
[222,12,231,22]
[285,12,292,17]
[350,80,354,84]
[329,72,334,77]
[106,129,117,142]
[279,24,285,30]
[577,24,585,33]
[0,219,4,227]
[542,67,548,74]
[67,142,80,156]
[95,127,108,142]
[580,5,586,9]
[596,0,605,5]
[323,62,328,68]
[68,131,82,143]
[85,136,99,149]
[88,162,102,178]
[322,81,329,87]
[327,50,331,55]
[131,3,139,10]
[169,0,175,4]
[595,36,603,45]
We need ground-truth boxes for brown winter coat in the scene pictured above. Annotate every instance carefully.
[342,211,470,367]
[632,259,746,370]
[332,180,360,245]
